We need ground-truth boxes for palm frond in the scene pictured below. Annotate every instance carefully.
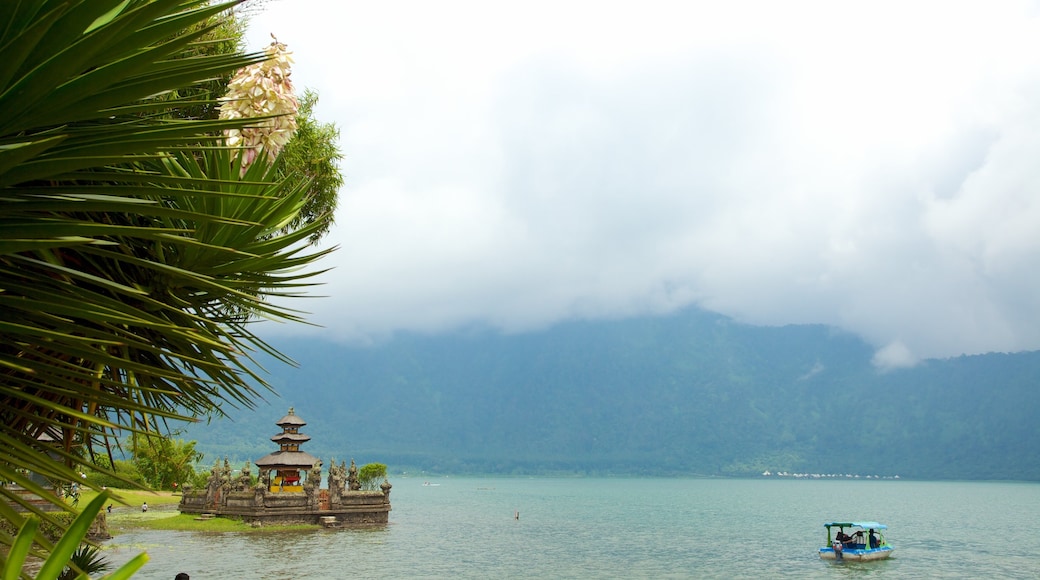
[0,0,335,557]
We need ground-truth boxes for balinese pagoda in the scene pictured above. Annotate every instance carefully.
[255,408,318,491]
[179,408,391,526]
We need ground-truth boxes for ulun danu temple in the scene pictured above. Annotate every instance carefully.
[179,408,391,526]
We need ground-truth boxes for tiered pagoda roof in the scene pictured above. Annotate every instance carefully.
[255,407,320,470]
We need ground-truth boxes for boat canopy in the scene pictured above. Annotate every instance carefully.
[824,521,887,530]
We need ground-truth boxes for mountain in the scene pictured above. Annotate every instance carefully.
[188,308,1040,480]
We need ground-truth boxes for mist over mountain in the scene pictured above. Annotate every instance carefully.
[190,308,1040,480]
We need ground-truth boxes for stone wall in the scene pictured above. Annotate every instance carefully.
[178,489,390,526]
[177,460,392,527]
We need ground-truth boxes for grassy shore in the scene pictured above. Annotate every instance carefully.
[127,513,318,533]
[87,489,318,533]
[82,488,181,509]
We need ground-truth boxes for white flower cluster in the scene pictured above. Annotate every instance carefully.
[219,38,300,169]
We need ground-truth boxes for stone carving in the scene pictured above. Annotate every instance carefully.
[304,460,322,509]
[219,457,232,506]
[205,459,220,505]
[328,459,347,507]
[253,476,266,508]
[348,458,361,491]
[235,462,253,492]
[307,460,322,489]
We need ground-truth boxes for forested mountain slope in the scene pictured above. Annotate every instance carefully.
[190,309,1040,480]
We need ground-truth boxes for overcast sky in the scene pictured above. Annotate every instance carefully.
[244,0,1040,367]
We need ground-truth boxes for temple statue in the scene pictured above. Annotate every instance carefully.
[236,462,253,492]
[348,458,361,491]
[205,459,221,504]
[219,457,232,506]
[253,477,266,508]
[328,459,346,506]
[306,460,322,490]
[304,460,322,509]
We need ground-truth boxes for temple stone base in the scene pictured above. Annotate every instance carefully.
[178,489,390,526]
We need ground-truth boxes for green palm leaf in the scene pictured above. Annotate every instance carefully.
[1,491,149,580]
[0,0,337,562]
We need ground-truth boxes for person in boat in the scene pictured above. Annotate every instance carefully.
[868,528,880,548]
[836,530,861,546]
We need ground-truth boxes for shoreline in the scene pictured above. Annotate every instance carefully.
[107,506,321,534]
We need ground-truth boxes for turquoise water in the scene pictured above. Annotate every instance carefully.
[104,477,1040,579]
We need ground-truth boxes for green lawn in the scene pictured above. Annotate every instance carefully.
[91,488,319,533]
[81,488,181,509]
[133,513,317,533]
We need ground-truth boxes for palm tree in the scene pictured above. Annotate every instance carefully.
[0,0,332,556]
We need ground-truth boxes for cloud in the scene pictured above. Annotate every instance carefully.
[872,341,918,370]
[245,0,1040,361]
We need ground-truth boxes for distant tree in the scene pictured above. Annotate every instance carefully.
[186,469,206,490]
[84,456,147,489]
[273,89,343,242]
[358,463,388,490]
[130,434,203,490]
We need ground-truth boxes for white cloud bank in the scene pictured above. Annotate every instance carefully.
[245,0,1040,366]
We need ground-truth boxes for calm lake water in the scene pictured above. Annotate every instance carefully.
[103,477,1040,579]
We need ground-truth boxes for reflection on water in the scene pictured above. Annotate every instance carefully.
[104,478,1040,579]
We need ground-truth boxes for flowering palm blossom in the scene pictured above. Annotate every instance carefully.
[219,37,300,168]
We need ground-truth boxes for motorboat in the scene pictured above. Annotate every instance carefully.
[819,521,894,561]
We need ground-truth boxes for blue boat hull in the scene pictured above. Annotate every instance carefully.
[820,546,894,561]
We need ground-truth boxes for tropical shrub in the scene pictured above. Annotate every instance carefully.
[359,463,388,491]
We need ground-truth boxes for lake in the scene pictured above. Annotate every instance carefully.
[103,477,1040,579]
